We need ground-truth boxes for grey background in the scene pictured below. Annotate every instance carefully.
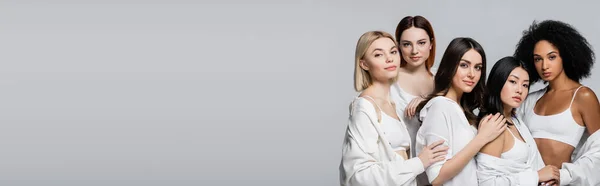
[0,0,598,185]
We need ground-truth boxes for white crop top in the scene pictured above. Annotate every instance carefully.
[527,86,586,147]
[362,96,411,151]
[500,124,529,164]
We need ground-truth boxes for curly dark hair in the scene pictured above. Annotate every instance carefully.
[514,20,595,83]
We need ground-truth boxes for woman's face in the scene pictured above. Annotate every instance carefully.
[451,49,483,94]
[533,40,564,82]
[360,38,401,82]
[398,27,432,68]
[501,67,530,110]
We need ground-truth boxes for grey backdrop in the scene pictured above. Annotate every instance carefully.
[0,0,598,185]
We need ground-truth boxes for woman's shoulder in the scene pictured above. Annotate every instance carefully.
[574,86,598,103]
[479,129,508,157]
[420,96,460,118]
[426,96,457,107]
[350,97,379,115]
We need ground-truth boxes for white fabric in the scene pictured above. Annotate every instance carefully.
[362,95,411,152]
[560,130,600,186]
[390,84,420,155]
[380,113,411,151]
[391,71,435,186]
[519,86,600,185]
[525,87,586,147]
[500,124,529,164]
[391,83,431,185]
[390,67,437,156]
[340,97,425,186]
[416,96,478,186]
[476,116,546,186]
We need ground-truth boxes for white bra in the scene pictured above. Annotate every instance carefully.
[362,96,411,151]
[501,125,529,163]
[527,86,586,147]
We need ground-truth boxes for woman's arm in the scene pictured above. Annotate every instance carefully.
[479,130,506,157]
[559,87,600,185]
[575,87,600,135]
[430,135,487,185]
[429,114,506,185]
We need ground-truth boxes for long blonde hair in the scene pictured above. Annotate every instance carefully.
[354,31,399,91]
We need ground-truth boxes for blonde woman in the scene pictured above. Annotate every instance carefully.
[340,31,448,186]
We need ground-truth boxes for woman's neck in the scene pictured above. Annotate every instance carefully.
[365,81,392,103]
[398,64,434,96]
[547,71,579,91]
[401,62,430,75]
[445,86,463,104]
[503,105,513,121]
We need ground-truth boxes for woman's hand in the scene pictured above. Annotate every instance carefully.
[418,140,449,168]
[538,165,560,185]
[476,113,507,143]
[405,97,425,119]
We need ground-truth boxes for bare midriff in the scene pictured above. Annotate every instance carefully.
[535,138,574,168]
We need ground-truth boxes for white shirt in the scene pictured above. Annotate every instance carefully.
[340,97,424,186]
[561,130,600,186]
[416,96,478,186]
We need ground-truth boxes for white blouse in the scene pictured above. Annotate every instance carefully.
[340,97,424,186]
[416,96,478,186]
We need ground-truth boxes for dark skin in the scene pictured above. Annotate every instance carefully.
[531,40,600,170]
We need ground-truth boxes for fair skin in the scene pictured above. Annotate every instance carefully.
[359,37,448,166]
[430,49,507,185]
[396,27,435,118]
[479,67,560,185]
[531,40,600,171]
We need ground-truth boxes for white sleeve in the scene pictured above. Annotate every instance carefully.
[517,93,534,118]
[341,108,425,186]
[516,99,529,118]
[418,102,452,183]
[559,155,600,186]
[517,89,544,121]
[559,135,600,186]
